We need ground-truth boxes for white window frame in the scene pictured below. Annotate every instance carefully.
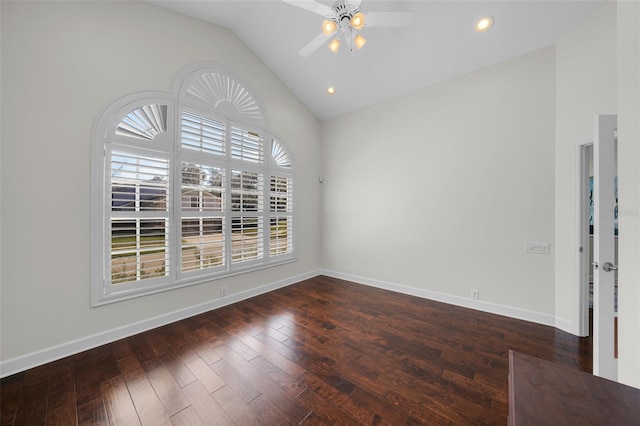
[91,64,295,306]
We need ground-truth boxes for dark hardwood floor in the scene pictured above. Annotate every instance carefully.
[1,276,592,425]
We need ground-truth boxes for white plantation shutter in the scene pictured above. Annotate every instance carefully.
[181,218,225,272]
[271,139,291,168]
[269,176,293,256]
[231,127,263,163]
[116,104,168,141]
[270,217,292,256]
[180,163,224,213]
[231,170,263,212]
[269,176,292,213]
[111,218,169,284]
[180,162,225,274]
[181,111,226,156]
[110,151,170,204]
[109,149,170,286]
[231,170,264,264]
[93,66,296,305]
[231,217,264,263]
[180,71,265,126]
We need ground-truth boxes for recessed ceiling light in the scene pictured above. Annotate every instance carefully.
[327,87,336,95]
[475,16,494,32]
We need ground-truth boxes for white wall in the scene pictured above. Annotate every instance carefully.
[555,0,640,387]
[321,47,557,320]
[616,0,640,388]
[0,2,3,350]
[0,1,321,372]
[3,0,639,386]
[554,1,617,334]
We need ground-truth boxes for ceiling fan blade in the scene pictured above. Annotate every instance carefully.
[364,11,413,27]
[282,0,333,17]
[298,31,332,57]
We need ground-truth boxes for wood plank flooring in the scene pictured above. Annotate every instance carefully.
[0,276,592,425]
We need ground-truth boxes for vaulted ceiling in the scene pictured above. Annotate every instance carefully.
[149,0,605,121]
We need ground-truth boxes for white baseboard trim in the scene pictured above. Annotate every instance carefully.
[0,269,322,379]
[321,269,558,328]
[1,269,573,378]
[554,316,576,335]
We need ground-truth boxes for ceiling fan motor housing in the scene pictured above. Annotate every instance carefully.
[333,1,359,30]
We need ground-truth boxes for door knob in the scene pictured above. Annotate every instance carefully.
[602,262,618,272]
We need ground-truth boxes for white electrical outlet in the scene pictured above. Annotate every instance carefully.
[471,289,480,300]
[221,287,227,297]
[524,241,550,255]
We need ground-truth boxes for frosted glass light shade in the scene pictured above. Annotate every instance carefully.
[354,34,367,50]
[322,19,337,35]
[351,12,365,30]
[328,38,341,53]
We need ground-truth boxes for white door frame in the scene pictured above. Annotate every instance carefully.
[592,114,618,380]
[575,115,618,380]
[575,140,592,338]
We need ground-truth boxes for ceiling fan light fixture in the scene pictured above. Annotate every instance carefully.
[322,19,337,35]
[285,0,413,57]
[351,12,365,30]
[328,37,341,53]
[475,16,494,32]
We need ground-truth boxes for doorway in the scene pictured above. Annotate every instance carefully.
[576,115,618,380]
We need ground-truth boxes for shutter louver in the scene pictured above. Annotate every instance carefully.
[271,139,292,168]
[111,151,169,212]
[110,150,170,284]
[231,170,263,263]
[270,176,293,256]
[231,127,263,163]
[270,217,292,256]
[181,111,226,156]
[111,219,169,284]
[231,170,263,212]
[116,104,168,141]
[269,176,292,213]
[182,72,264,125]
[180,162,225,273]
[181,218,224,272]
[181,163,224,212]
[231,217,264,263]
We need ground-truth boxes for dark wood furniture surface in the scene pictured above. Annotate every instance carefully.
[508,350,640,425]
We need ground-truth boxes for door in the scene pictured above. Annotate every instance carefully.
[592,114,617,380]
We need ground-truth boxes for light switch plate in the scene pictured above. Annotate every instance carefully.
[524,241,550,254]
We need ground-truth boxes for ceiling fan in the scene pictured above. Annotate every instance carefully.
[283,0,413,57]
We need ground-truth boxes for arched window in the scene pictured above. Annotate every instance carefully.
[91,64,294,305]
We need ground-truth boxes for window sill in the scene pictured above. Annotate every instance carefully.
[91,256,296,307]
